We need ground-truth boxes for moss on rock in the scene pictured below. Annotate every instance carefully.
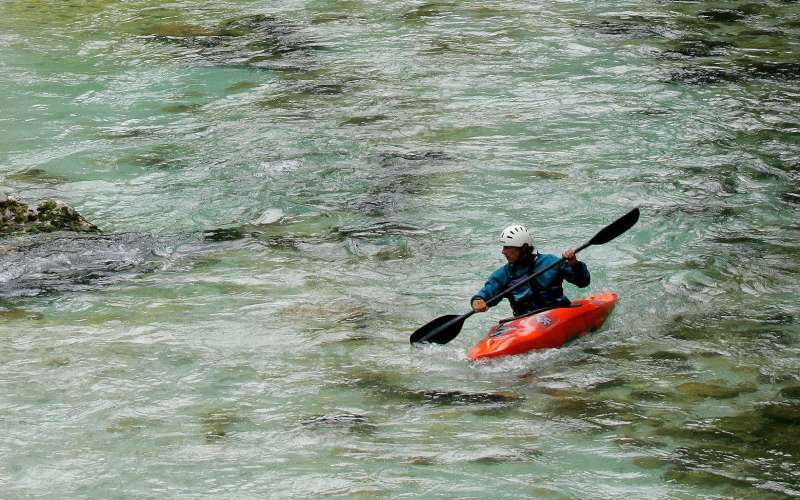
[0,196,99,235]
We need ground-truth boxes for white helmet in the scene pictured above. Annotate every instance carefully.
[500,224,533,248]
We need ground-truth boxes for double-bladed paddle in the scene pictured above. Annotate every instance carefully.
[410,208,640,345]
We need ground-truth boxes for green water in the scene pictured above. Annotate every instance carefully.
[2,0,800,497]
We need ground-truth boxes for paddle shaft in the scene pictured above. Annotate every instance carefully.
[417,243,590,343]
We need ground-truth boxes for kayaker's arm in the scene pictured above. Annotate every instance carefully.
[561,249,590,288]
[471,268,509,312]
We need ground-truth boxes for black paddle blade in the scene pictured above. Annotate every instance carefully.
[410,314,465,344]
[588,208,640,246]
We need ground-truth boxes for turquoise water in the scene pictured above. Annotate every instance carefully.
[2,0,800,497]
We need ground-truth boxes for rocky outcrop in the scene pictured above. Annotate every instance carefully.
[0,196,99,235]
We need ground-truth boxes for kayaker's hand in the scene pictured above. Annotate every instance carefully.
[472,298,488,313]
[563,249,578,267]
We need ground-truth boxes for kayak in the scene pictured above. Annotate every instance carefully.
[467,291,618,361]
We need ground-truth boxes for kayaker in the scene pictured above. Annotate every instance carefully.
[470,224,590,317]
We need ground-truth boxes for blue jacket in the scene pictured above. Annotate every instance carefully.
[471,253,590,317]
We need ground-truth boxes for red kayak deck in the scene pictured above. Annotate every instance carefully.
[467,291,618,361]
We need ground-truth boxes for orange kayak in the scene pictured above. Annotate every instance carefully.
[467,291,618,361]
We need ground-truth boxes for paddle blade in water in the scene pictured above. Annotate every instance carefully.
[588,208,640,246]
[410,314,465,344]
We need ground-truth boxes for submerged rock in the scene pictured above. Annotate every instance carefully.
[418,389,520,405]
[160,103,202,114]
[120,144,192,170]
[648,351,689,362]
[630,390,668,401]
[203,227,249,242]
[144,14,321,69]
[225,81,259,93]
[376,149,452,167]
[697,9,746,23]
[278,301,369,325]
[539,386,583,399]
[604,345,638,360]
[664,38,731,58]
[374,243,413,261]
[0,305,42,320]
[341,114,390,126]
[301,413,367,425]
[782,191,800,204]
[758,402,800,423]
[407,456,437,466]
[401,2,456,23]
[656,421,740,446]
[6,168,67,184]
[310,13,355,25]
[675,381,752,400]
[44,356,70,367]
[107,416,163,433]
[632,456,670,470]
[663,440,800,496]
[712,412,766,438]
[587,378,628,391]
[466,448,543,465]
[579,18,665,38]
[204,211,338,244]
[0,232,170,297]
[0,196,98,235]
[649,401,800,476]
[741,61,800,81]
[217,14,292,38]
[336,221,425,238]
[549,396,631,420]
[778,386,800,400]
[529,170,569,180]
[149,23,218,37]
[666,67,735,85]
[340,369,522,406]
[663,466,752,489]
[257,77,354,109]
[202,407,243,442]
[660,310,792,343]
[301,412,375,433]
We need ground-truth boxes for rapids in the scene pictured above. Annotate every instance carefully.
[1,0,799,497]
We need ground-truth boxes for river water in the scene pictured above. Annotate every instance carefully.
[1,0,799,497]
